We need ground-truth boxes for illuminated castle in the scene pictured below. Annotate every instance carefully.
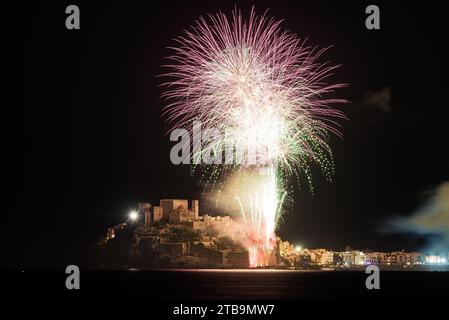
[139,199,199,224]
[137,198,279,267]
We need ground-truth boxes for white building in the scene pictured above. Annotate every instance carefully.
[354,251,366,266]
[320,251,334,265]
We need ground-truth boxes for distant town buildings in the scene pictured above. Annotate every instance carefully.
[277,239,445,269]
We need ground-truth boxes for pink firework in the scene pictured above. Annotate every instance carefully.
[161,8,346,266]
[161,8,346,173]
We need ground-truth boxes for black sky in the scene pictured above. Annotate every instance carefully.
[14,0,448,268]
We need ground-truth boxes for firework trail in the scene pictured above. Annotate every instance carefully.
[161,8,346,266]
[235,167,287,266]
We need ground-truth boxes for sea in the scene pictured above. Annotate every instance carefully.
[9,268,449,300]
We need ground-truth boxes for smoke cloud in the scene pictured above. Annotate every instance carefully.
[362,87,393,114]
[384,181,449,253]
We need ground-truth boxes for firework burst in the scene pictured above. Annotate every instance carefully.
[161,8,346,266]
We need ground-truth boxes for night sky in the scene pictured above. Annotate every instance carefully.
[15,1,448,268]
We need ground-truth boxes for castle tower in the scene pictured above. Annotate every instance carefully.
[191,200,199,220]
[138,202,152,226]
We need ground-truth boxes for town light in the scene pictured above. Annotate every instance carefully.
[295,246,302,252]
[129,210,139,221]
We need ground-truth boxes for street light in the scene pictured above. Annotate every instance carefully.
[129,210,139,221]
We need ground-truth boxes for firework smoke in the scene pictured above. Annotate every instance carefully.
[162,8,346,266]
[384,182,449,254]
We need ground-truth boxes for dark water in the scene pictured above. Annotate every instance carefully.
[9,269,449,300]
